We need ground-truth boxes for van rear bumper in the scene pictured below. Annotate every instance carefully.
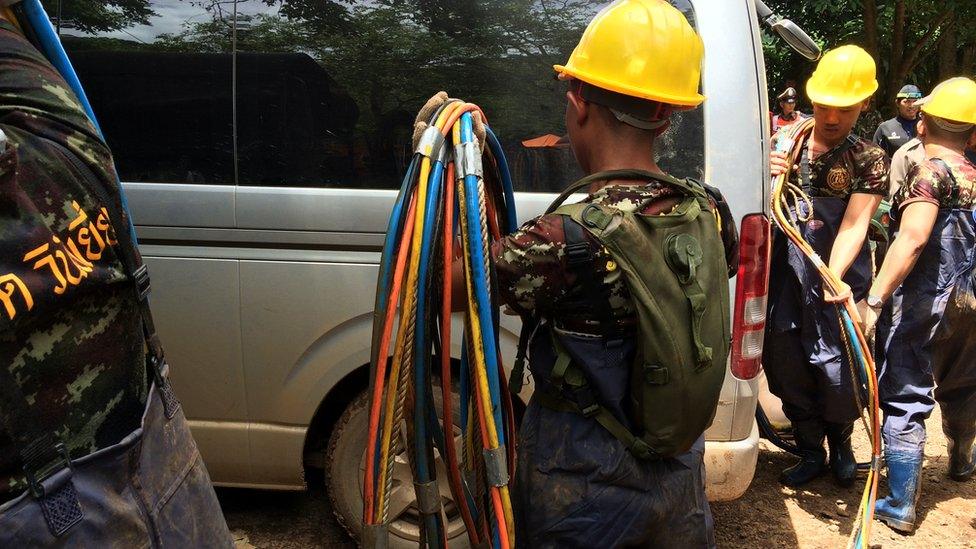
[703,422,759,502]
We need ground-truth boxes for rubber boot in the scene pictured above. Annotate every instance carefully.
[945,428,976,482]
[780,419,826,487]
[825,422,857,487]
[875,452,923,533]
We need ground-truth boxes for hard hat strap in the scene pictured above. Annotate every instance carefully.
[573,79,673,131]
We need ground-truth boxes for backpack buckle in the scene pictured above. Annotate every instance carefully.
[573,386,600,417]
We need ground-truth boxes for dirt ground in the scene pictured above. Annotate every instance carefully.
[222,409,976,548]
[713,406,976,548]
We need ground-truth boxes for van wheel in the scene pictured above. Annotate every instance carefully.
[326,388,469,548]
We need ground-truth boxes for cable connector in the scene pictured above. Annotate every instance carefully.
[415,125,444,159]
[413,480,442,515]
[870,454,883,470]
[484,446,509,487]
[455,141,483,180]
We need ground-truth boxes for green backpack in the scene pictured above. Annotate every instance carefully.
[514,169,731,460]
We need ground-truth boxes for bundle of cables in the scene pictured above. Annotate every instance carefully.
[770,118,882,549]
[363,97,518,549]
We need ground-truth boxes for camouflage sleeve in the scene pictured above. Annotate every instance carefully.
[850,141,890,196]
[895,160,949,209]
[0,22,115,186]
[492,214,573,318]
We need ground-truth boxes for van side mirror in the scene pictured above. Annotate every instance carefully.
[754,0,821,61]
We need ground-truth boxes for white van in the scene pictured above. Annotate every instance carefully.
[58,0,793,545]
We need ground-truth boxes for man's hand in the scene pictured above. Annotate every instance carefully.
[770,150,791,177]
[824,281,852,304]
[855,298,880,338]
[412,91,486,153]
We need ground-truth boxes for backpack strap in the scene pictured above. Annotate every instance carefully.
[536,334,658,461]
[562,215,616,337]
[545,169,706,214]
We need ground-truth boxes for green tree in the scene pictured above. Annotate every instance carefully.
[764,1,976,120]
[42,0,154,33]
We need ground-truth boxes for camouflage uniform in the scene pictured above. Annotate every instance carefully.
[493,182,683,332]
[765,136,890,437]
[0,21,146,504]
[787,136,889,199]
[893,155,976,209]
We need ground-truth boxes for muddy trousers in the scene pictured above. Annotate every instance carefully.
[512,399,714,549]
[932,270,976,444]
[0,374,232,547]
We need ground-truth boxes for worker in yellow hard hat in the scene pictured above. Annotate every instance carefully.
[866,76,976,533]
[425,0,737,546]
[765,45,890,488]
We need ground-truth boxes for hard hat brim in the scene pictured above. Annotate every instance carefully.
[806,79,879,108]
[554,65,705,108]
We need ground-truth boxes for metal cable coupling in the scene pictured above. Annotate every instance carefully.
[413,480,442,515]
[455,141,483,180]
[415,125,445,159]
[483,446,509,487]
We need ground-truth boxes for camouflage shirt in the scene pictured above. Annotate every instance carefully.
[894,155,976,211]
[0,23,146,503]
[493,181,685,334]
[788,136,890,199]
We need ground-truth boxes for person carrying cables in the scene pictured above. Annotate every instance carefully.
[772,87,808,135]
[423,1,737,546]
[765,46,889,488]
[854,77,976,533]
[0,6,231,545]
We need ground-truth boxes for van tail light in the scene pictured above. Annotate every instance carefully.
[730,214,771,380]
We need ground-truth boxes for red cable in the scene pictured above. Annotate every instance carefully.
[364,192,418,522]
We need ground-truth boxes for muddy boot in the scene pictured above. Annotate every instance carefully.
[780,419,826,487]
[826,422,857,487]
[945,427,976,482]
[875,451,923,533]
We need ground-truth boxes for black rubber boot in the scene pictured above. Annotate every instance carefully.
[945,427,976,482]
[826,422,857,487]
[780,419,826,487]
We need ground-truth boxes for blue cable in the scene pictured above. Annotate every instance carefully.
[485,126,518,233]
[20,0,138,238]
[413,157,446,545]
[460,113,506,447]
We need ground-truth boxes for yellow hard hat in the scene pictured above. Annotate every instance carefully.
[805,45,878,107]
[553,0,705,107]
[917,77,976,126]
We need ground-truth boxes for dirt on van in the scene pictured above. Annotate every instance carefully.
[712,406,976,548]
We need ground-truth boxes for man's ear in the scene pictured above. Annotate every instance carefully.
[861,98,872,113]
[566,90,589,127]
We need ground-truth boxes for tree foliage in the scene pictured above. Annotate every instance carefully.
[42,0,155,33]
[764,0,976,122]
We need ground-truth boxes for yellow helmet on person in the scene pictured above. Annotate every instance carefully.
[553,0,705,107]
[806,45,878,107]
[916,77,976,126]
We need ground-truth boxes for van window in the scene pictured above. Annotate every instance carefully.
[55,0,703,191]
[57,0,235,186]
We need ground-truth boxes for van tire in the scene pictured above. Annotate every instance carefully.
[326,388,468,548]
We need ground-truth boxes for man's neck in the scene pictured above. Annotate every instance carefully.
[809,130,850,158]
[924,141,966,161]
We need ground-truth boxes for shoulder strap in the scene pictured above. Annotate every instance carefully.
[545,169,705,214]
[562,216,615,337]
[929,158,961,203]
